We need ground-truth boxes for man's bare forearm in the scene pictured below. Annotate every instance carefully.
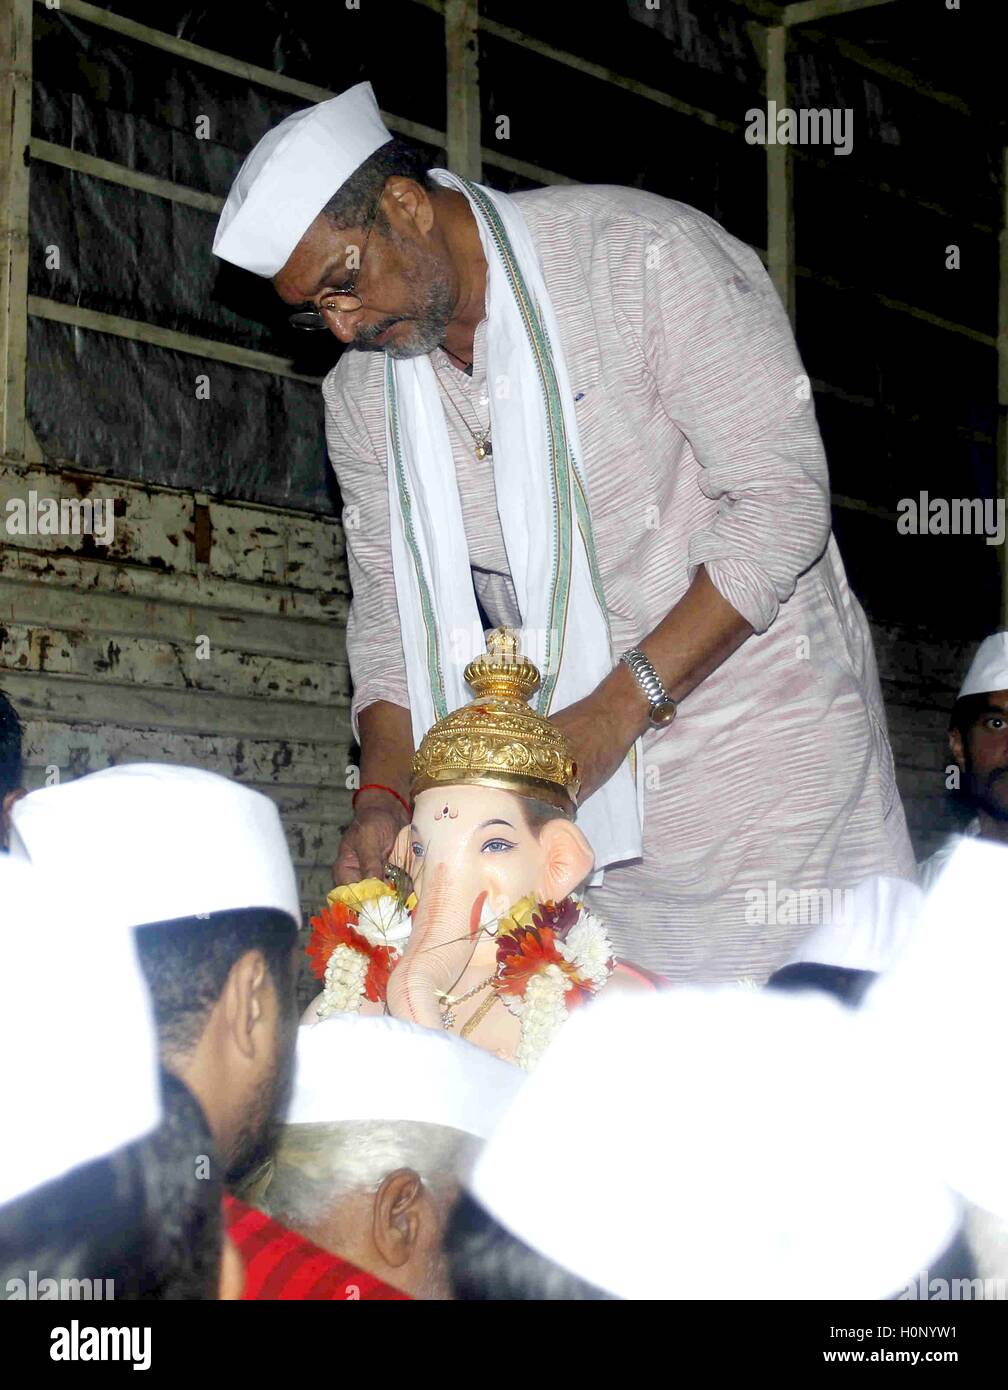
[332,700,415,885]
[596,567,754,741]
[355,700,415,811]
[646,566,754,702]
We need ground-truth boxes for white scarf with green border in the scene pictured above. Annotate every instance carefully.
[384,172,643,880]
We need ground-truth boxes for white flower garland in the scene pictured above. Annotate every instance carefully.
[515,966,570,1071]
[556,907,612,987]
[504,903,616,1071]
[317,944,370,1019]
[314,888,414,1019]
[354,896,413,954]
[313,889,616,1066]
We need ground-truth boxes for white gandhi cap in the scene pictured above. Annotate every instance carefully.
[468,985,961,1299]
[863,837,1008,1220]
[958,631,1008,700]
[9,762,301,929]
[783,873,924,974]
[213,81,393,278]
[0,856,161,1206]
[289,1014,524,1140]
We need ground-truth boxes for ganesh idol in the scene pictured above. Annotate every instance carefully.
[303,629,659,1068]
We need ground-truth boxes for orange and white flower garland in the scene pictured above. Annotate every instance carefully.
[306,878,416,1018]
[306,882,615,1068]
[496,895,615,1070]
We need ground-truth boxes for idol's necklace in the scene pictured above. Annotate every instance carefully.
[459,989,500,1041]
[437,975,496,1030]
[434,360,493,460]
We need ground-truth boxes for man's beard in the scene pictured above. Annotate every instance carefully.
[352,237,456,359]
[224,1000,298,1186]
[965,763,1008,822]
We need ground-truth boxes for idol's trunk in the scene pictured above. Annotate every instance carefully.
[385,863,478,1029]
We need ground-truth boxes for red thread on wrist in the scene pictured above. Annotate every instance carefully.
[352,783,412,818]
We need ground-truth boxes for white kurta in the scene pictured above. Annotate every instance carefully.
[917,818,981,894]
[322,183,916,983]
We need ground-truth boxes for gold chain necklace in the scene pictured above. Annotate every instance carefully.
[459,989,500,1041]
[434,360,493,460]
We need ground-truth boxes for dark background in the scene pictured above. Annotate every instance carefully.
[25,0,1005,644]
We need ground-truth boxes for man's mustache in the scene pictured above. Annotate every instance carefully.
[351,315,406,350]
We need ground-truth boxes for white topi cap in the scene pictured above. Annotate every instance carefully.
[213,81,393,278]
[0,857,161,1207]
[468,987,960,1299]
[783,874,924,974]
[958,631,1008,700]
[9,763,301,929]
[863,837,1008,1220]
[289,1014,524,1140]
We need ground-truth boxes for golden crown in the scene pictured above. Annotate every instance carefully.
[411,628,580,815]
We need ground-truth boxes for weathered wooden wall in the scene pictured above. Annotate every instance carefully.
[872,620,977,862]
[1,453,974,906]
[0,458,353,944]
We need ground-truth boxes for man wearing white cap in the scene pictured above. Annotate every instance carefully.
[447,986,970,1300]
[0,857,243,1300]
[10,763,302,1183]
[0,856,161,1214]
[767,874,925,1005]
[243,1013,523,1300]
[213,83,914,986]
[919,631,1008,892]
[863,837,1008,1295]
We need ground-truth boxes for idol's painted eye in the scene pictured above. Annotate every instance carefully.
[410,841,425,859]
[480,838,516,854]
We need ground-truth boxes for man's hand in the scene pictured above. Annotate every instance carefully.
[553,569,755,802]
[333,795,411,886]
[334,701,415,886]
[550,668,648,803]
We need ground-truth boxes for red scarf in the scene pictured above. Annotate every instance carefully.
[224,1195,410,1301]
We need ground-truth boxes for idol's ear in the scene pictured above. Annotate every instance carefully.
[536,819,595,902]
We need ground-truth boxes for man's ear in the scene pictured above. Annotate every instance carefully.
[384,176,434,235]
[371,1168,424,1269]
[948,727,966,772]
[536,819,595,902]
[221,949,270,1062]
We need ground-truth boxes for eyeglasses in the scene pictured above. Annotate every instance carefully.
[288,194,381,331]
